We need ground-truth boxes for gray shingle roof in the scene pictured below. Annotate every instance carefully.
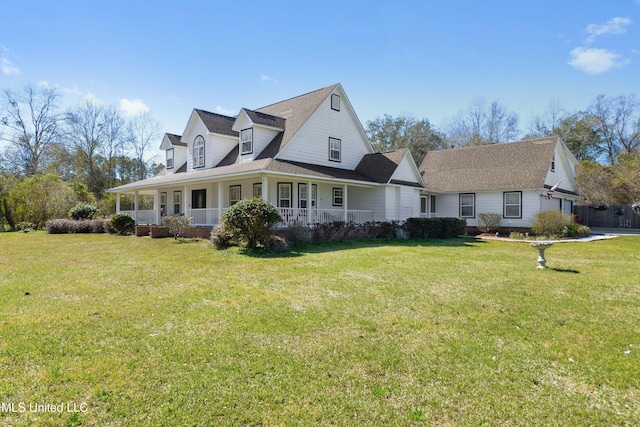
[195,109,238,137]
[243,109,286,129]
[256,84,339,149]
[167,133,186,147]
[356,148,409,183]
[419,137,559,192]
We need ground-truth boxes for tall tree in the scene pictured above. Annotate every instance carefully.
[126,113,161,181]
[443,98,519,147]
[589,94,640,165]
[366,114,444,165]
[102,106,126,188]
[0,84,62,175]
[64,100,108,196]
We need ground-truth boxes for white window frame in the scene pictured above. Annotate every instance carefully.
[504,191,522,219]
[253,183,262,199]
[193,135,205,168]
[331,93,340,111]
[241,128,253,155]
[459,193,475,218]
[278,183,292,208]
[550,152,555,172]
[332,188,344,207]
[166,148,174,169]
[329,137,341,162]
[173,191,182,215]
[229,185,241,206]
[160,192,167,216]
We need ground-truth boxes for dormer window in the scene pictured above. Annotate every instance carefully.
[329,137,341,162]
[331,94,340,111]
[193,135,205,168]
[166,148,174,169]
[241,128,253,155]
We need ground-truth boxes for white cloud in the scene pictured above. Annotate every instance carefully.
[261,74,279,84]
[585,17,632,43]
[120,98,149,117]
[214,105,235,116]
[568,47,629,74]
[2,57,20,75]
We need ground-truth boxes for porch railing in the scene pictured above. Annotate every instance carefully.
[187,208,225,226]
[277,208,374,226]
[120,210,157,225]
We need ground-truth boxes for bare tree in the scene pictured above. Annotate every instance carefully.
[590,94,640,165]
[65,99,108,196]
[444,98,519,147]
[127,113,161,181]
[102,107,126,188]
[0,84,62,175]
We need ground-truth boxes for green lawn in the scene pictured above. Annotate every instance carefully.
[0,232,638,426]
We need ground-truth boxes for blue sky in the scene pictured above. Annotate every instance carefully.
[1,0,639,157]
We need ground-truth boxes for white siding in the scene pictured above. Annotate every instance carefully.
[390,154,423,185]
[183,113,237,171]
[240,127,279,162]
[165,146,187,175]
[276,88,372,170]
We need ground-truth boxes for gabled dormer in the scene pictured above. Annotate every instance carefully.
[159,133,187,175]
[232,109,285,162]
[181,109,238,171]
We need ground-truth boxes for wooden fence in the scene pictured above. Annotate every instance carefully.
[574,205,640,229]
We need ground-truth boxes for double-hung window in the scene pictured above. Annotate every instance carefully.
[241,128,253,155]
[229,186,241,206]
[253,183,262,199]
[331,94,340,111]
[333,188,344,207]
[329,137,341,162]
[173,191,182,215]
[504,191,522,218]
[298,184,317,209]
[459,193,475,218]
[193,135,205,168]
[278,183,292,208]
[166,148,174,169]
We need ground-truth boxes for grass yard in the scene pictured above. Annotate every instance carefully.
[0,232,639,426]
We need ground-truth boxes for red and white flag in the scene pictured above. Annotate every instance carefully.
[546,179,563,200]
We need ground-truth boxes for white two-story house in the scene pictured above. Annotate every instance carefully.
[107,84,425,227]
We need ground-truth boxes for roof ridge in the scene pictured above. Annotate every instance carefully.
[195,108,236,119]
[255,83,339,111]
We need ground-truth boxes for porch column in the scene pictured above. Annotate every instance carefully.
[156,189,161,225]
[134,191,139,224]
[217,181,224,224]
[307,180,313,224]
[183,186,188,216]
[261,174,269,203]
[343,184,348,222]
[116,193,121,214]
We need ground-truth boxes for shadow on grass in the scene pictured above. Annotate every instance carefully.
[547,267,580,274]
[214,237,485,258]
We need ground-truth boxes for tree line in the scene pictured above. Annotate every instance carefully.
[365,94,640,206]
[1,84,162,230]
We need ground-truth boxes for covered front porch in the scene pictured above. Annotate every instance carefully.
[115,173,376,227]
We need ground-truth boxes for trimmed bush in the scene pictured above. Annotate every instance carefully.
[263,235,290,254]
[477,213,501,233]
[210,224,236,250]
[282,223,312,245]
[532,211,590,238]
[163,215,193,240]
[44,219,111,234]
[70,203,99,220]
[221,198,282,248]
[110,214,135,235]
[403,217,467,239]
